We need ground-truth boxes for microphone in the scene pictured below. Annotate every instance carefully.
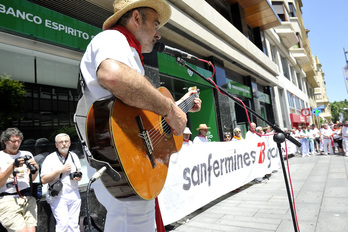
[90,166,107,184]
[153,42,199,60]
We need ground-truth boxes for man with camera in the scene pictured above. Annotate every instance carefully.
[41,133,82,232]
[0,127,39,232]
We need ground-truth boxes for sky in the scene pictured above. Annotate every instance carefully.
[301,0,348,102]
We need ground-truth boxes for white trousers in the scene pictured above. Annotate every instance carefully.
[49,191,81,232]
[323,138,333,154]
[343,137,348,154]
[301,139,309,156]
[88,166,156,232]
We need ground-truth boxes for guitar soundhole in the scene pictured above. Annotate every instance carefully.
[161,118,173,139]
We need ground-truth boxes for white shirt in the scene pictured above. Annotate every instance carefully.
[0,150,33,194]
[342,126,348,138]
[182,140,193,146]
[41,151,81,203]
[311,128,320,138]
[75,30,144,143]
[245,131,258,140]
[193,135,209,144]
[74,29,156,231]
[321,128,333,139]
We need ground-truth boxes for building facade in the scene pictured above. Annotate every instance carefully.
[0,0,331,229]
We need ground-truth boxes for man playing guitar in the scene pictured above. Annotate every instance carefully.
[74,0,201,231]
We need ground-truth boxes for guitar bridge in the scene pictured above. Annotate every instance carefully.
[136,115,156,169]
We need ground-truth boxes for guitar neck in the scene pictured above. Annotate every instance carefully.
[178,93,198,113]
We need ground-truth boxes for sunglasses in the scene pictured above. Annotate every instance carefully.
[235,131,241,133]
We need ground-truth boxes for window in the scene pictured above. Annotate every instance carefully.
[288,3,296,17]
[280,55,290,80]
[272,2,289,22]
[300,99,305,109]
[297,75,302,90]
[205,0,232,23]
[291,67,296,85]
[261,31,268,56]
[247,25,255,42]
[294,96,300,111]
[294,33,303,48]
[287,91,295,109]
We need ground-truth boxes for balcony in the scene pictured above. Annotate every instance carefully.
[303,62,319,88]
[274,22,298,48]
[290,47,309,66]
[227,0,281,30]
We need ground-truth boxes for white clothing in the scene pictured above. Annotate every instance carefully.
[342,126,348,154]
[0,150,33,194]
[311,128,320,138]
[299,130,309,156]
[182,140,193,146]
[49,191,81,232]
[193,135,209,144]
[41,151,82,232]
[74,30,156,232]
[245,131,259,140]
[321,128,333,154]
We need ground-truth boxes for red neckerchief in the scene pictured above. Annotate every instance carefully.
[111,25,144,67]
[183,139,190,142]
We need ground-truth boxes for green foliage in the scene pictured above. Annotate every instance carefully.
[330,100,348,123]
[49,126,78,142]
[0,74,26,130]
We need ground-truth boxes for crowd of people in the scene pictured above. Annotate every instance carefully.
[184,120,348,159]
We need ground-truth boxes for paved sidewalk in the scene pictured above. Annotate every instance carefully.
[166,154,348,232]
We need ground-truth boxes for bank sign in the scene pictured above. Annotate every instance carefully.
[0,0,102,51]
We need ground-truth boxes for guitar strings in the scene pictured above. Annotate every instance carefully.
[140,94,197,149]
[139,94,196,148]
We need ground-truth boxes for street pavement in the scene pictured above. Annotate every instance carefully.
[166,153,348,232]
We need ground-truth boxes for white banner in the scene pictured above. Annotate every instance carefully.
[158,136,283,225]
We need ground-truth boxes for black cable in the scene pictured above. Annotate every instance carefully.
[85,166,107,232]
[86,179,93,232]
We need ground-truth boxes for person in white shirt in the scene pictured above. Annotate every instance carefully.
[342,120,348,156]
[41,133,82,232]
[193,124,210,144]
[321,123,334,155]
[182,127,193,147]
[299,125,310,157]
[245,122,258,140]
[73,1,202,231]
[0,128,39,232]
[310,124,320,154]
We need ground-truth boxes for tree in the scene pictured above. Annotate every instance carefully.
[330,101,348,123]
[0,74,26,130]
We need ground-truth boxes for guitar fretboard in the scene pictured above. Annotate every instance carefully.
[178,93,199,113]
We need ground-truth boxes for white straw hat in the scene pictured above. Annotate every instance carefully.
[103,0,171,30]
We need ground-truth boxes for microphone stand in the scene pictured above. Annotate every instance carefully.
[175,56,300,232]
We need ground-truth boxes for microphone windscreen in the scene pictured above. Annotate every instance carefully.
[153,42,165,52]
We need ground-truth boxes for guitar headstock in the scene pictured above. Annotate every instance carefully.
[188,86,200,96]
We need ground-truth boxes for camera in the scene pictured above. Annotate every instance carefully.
[69,171,82,179]
[22,155,38,174]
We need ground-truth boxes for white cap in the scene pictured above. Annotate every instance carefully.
[183,127,192,134]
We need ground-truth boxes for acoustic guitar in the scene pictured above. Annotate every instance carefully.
[86,87,198,200]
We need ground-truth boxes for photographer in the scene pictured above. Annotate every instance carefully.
[41,133,82,232]
[0,128,39,232]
